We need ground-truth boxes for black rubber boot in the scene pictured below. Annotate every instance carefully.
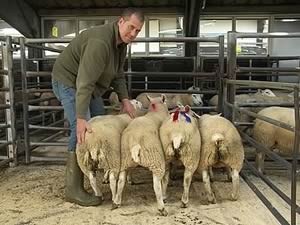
[65,151,102,206]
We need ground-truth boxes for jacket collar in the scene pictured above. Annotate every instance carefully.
[113,21,127,50]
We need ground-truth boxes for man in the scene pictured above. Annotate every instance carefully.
[51,8,144,206]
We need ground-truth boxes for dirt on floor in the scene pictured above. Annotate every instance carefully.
[1,157,299,225]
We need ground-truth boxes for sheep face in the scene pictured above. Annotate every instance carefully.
[130,99,143,110]
[188,86,203,106]
[147,94,168,112]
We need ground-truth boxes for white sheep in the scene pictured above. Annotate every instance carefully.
[252,106,297,173]
[198,114,244,203]
[76,100,143,204]
[208,89,288,133]
[136,86,203,109]
[159,105,201,208]
[113,95,169,216]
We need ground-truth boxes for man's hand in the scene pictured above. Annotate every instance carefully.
[121,99,136,118]
[77,118,92,145]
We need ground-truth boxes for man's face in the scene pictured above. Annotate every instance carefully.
[118,14,144,43]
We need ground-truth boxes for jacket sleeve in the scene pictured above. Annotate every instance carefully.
[110,47,129,100]
[76,39,108,118]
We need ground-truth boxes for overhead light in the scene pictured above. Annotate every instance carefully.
[270,32,289,36]
[280,19,299,22]
[158,29,182,33]
[0,28,22,36]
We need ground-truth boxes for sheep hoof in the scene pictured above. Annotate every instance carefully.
[111,203,120,210]
[102,180,109,184]
[180,202,188,208]
[158,208,168,216]
[231,194,238,201]
[163,199,167,204]
[208,194,217,204]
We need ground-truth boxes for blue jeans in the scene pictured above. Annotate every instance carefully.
[52,79,105,151]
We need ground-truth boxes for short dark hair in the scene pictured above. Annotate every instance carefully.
[121,8,144,23]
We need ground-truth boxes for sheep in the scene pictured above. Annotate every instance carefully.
[209,89,291,111]
[252,106,297,173]
[136,86,203,109]
[197,114,244,203]
[38,92,60,107]
[113,94,169,216]
[208,89,290,132]
[159,105,201,208]
[108,91,120,106]
[106,92,145,117]
[76,99,143,204]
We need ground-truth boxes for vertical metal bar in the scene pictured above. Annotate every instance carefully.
[196,37,200,78]
[145,16,149,56]
[226,31,237,120]
[291,86,300,225]
[193,56,197,88]
[20,37,30,163]
[217,35,225,113]
[232,16,236,32]
[5,36,17,167]
[268,16,274,56]
[249,59,253,81]
[127,44,132,98]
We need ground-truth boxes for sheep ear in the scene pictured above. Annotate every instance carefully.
[146,95,153,102]
[161,94,166,103]
[192,111,201,118]
[177,102,184,108]
[184,105,191,113]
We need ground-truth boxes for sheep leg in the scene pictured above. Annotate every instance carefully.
[112,170,127,209]
[255,151,265,174]
[202,169,216,204]
[226,166,232,182]
[126,171,134,185]
[231,169,240,201]
[161,166,170,202]
[109,172,117,203]
[208,166,214,182]
[169,161,177,180]
[181,169,193,208]
[102,170,109,184]
[153,174,168,216]
[88,172,103,199]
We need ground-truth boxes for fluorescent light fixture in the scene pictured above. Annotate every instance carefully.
[280,19,298,22]
[0,28,23,36]
[270,32,289,36]
[158,29,182,34]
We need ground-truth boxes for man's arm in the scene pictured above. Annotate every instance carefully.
[76,39,108,143]
[76,39,108,118]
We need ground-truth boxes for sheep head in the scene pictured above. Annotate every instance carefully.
[188,86,203,106]
[147,94,168,112]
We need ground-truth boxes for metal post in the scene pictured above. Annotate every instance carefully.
[226,31,237,120]
[2,36,17,167]
[217,35,225,113]
[127,44,132,98]
[291,86,300,225]
[19,37,30,163]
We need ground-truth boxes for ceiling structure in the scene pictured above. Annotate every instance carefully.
[1,0,300,38]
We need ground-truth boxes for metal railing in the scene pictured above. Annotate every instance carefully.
[19,37,69,163]
[225,30,300,225]
[127,36,225,112]
[0,36,17,167]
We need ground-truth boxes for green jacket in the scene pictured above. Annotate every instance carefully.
[52,22,128,118]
